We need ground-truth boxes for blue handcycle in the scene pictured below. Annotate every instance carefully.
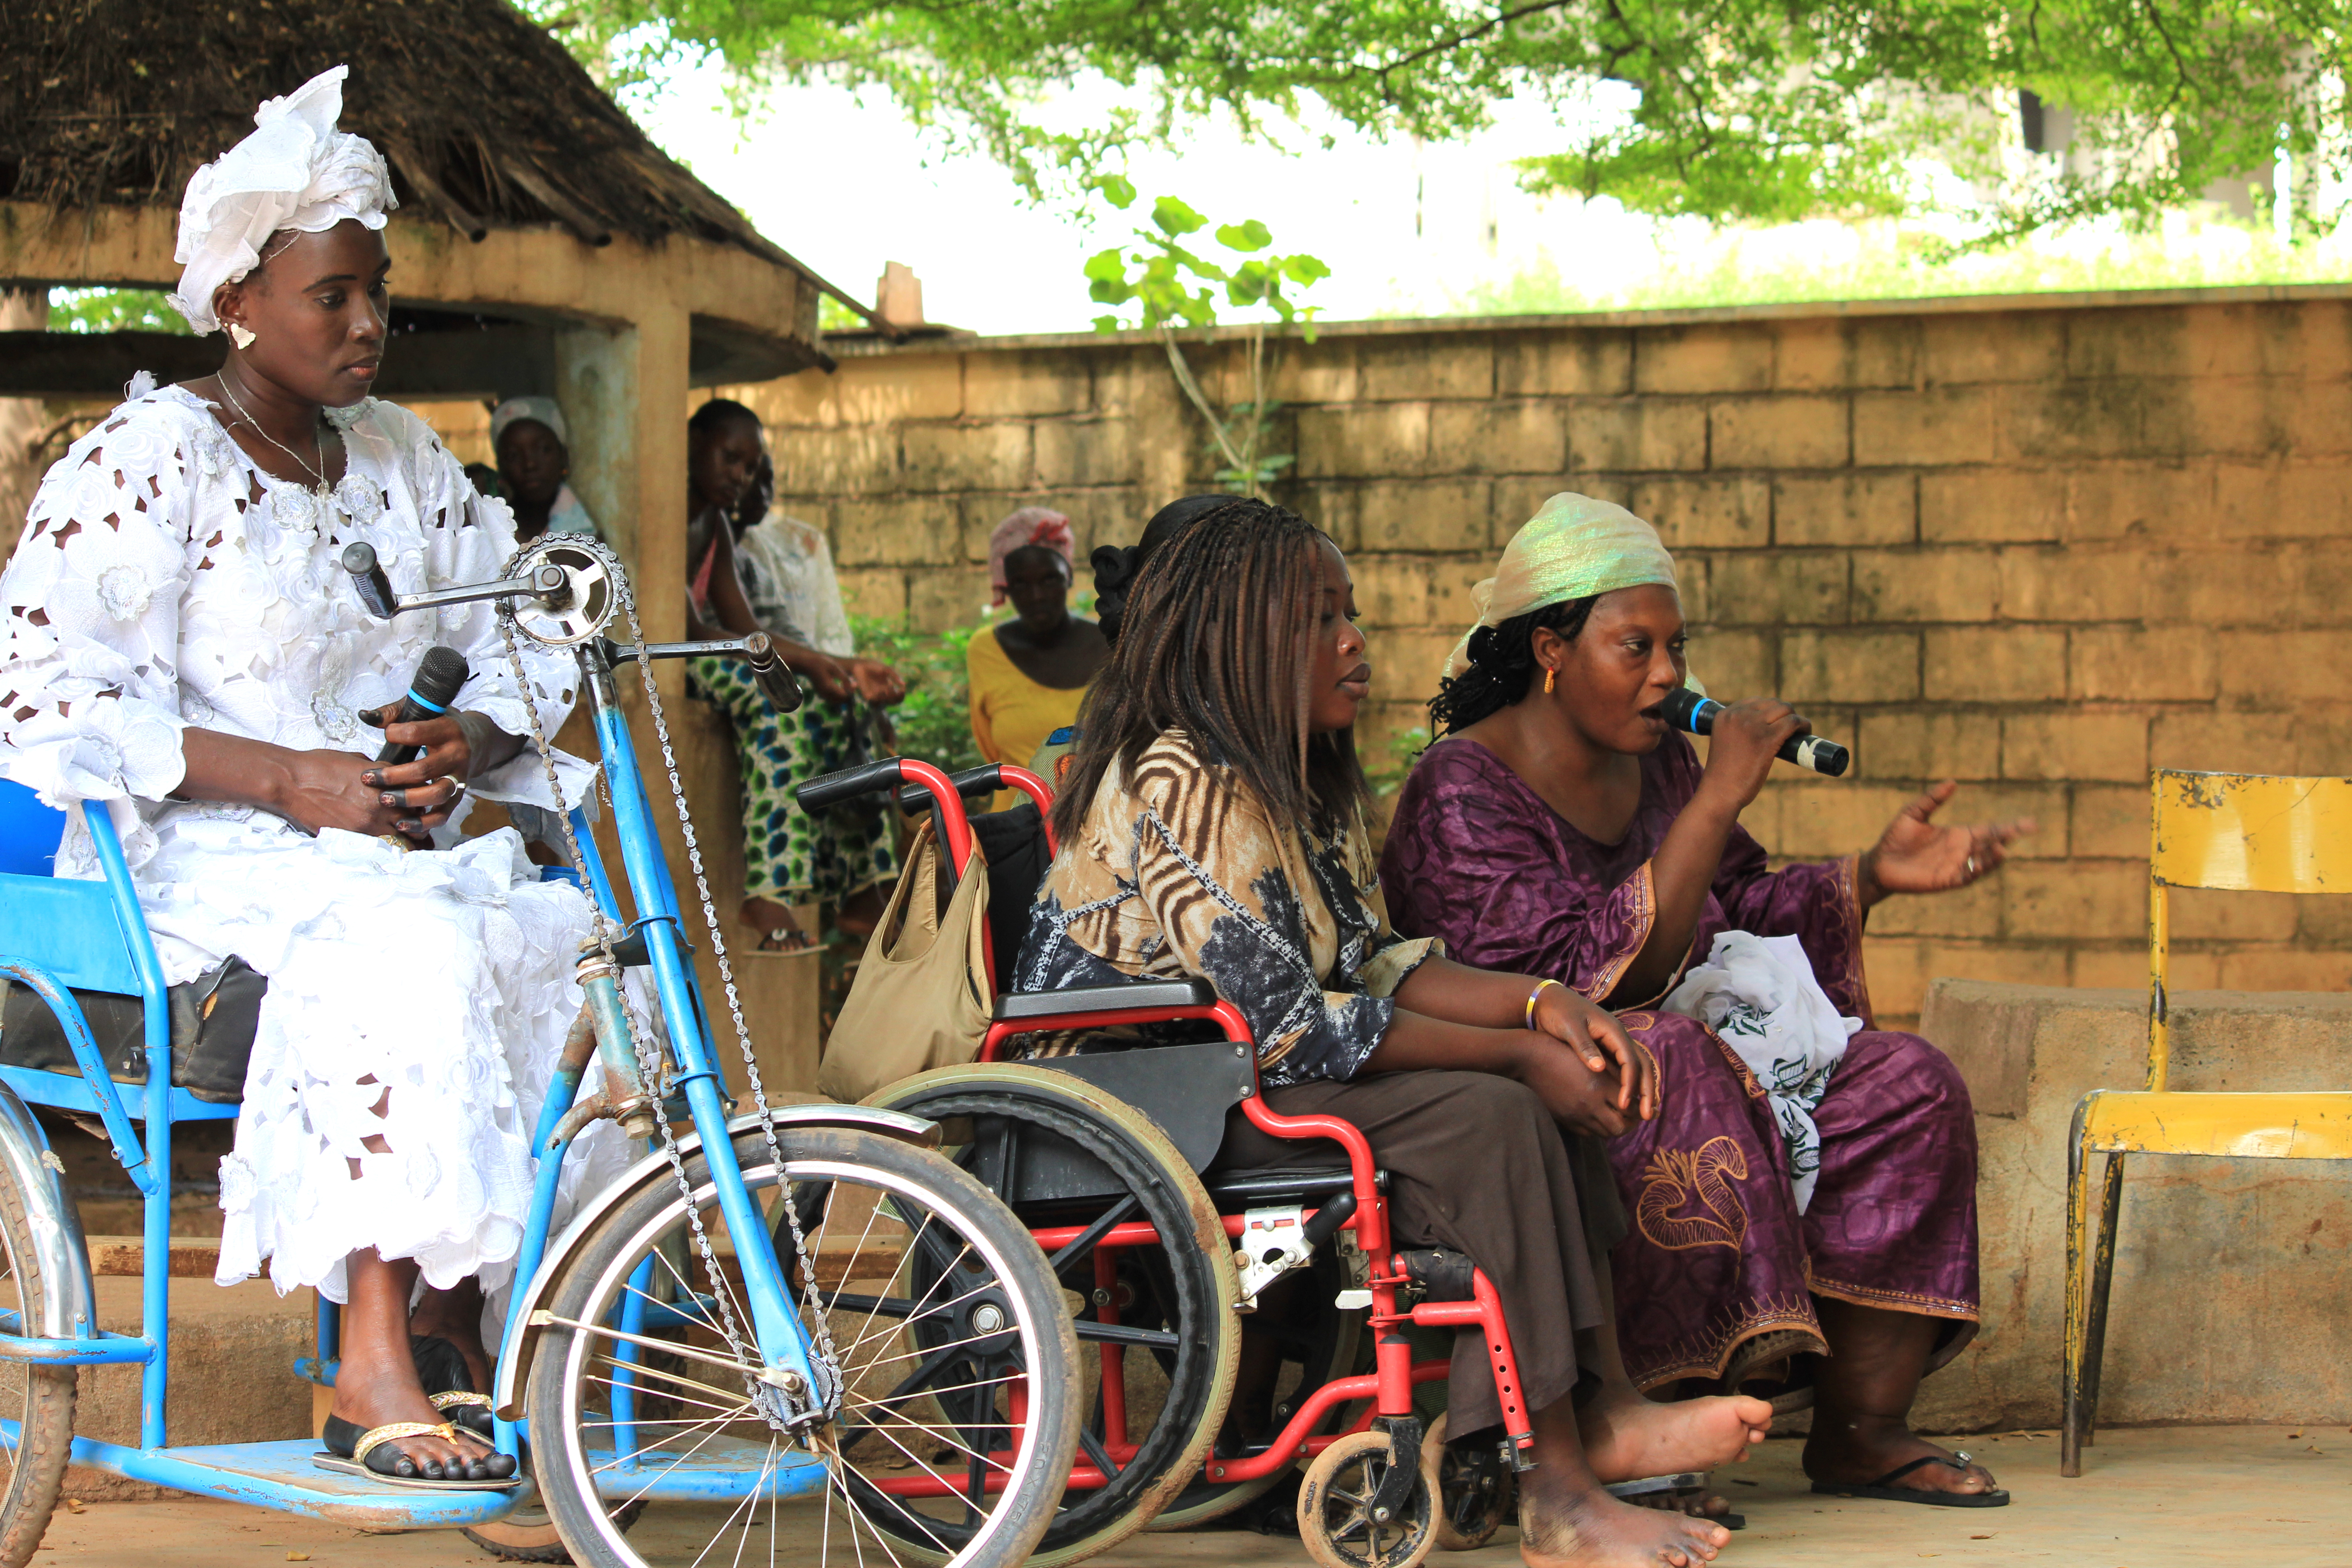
[0,534,1080,1567]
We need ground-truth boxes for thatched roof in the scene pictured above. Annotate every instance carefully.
[0,0,866,318]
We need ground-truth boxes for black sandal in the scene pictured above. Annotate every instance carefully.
[315,1413,520,1489]
[1811,1451,2010,1508]
[412,1332,504,1445]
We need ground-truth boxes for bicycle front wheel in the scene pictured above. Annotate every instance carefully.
[526,1124,1080,1568]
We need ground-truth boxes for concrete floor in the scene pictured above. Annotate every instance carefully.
[25,1426,2348,1567]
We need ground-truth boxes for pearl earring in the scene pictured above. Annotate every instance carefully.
[1544,667,1556,695]
[227,323,256,350]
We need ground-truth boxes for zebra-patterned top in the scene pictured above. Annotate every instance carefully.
[1011,730,1443,1085]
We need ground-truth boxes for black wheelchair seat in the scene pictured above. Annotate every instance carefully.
[0,957,263,1102]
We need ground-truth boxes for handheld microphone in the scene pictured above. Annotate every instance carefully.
[374,646,470,765]
[1661,687,1850,778]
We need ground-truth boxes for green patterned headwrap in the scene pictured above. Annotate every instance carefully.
[1444,493,1679,677]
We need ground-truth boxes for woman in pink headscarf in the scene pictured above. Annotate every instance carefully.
[965,508,1107,781]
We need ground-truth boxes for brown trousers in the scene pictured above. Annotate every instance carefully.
[1214,1069,1604,1431]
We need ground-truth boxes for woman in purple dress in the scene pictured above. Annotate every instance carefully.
[1380,494,2029,1508]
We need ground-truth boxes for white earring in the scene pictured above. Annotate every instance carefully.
[227,323,256,350]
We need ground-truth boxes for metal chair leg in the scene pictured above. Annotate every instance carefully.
[2078,1153,2127,1444]
[2061,1121,2092,1477]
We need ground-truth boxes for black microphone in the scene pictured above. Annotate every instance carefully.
[1661,687,1850,777]
[374,647,470,765]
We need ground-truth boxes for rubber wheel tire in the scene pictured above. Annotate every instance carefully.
[873,1064,1242,1568]
[461,1501,643,1563]
[1298,1429,1436,1568]
[0,1153,75,1568]
[525,1123,1081,1568]
[1419,1413,1512,1551]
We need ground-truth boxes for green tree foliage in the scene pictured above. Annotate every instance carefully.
[530,0,2351,243]
[49,288,189,334]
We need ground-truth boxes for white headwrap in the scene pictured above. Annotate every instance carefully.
[167,66,396,336]
[491,396,570,450]
[1443,493,1680,678]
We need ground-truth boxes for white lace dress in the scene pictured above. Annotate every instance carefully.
[0,383,623,1303]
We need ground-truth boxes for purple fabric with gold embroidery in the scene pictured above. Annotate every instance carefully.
[1380,735,1980,1390]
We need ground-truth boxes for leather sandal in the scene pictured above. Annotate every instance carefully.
[1811,1451,2009,1508]
[430,1388,497,1441]
[315,1414,521,1490]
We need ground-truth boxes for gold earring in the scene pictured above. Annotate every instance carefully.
[1544,667,1556,695]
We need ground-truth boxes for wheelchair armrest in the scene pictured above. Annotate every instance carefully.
[992,979,1217,1022]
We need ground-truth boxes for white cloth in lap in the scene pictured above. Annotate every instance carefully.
[0,382,624,1301]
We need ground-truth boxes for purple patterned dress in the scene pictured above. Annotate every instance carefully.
[1379,735,1979,1392]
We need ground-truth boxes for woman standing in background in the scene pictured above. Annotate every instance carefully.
[965,507,1106,788]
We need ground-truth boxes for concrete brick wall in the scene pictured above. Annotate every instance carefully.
[723,287,2352,1023]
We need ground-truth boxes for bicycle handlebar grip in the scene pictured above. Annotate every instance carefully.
[794,758,906,813]
[742,632,804,715]
[895,764,1004,816]
[340,541,398,619]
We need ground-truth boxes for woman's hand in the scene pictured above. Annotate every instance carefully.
[1531,983,1659,1122]
[1513,1034,1642,1138]
[1693,697,1808,814]
[1858,780,2035,906]
[849,658,908,707]
[268,747,446,843]
[797,652,856,705]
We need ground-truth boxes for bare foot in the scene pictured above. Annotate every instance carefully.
[1520,1485,1731,1568]
[1804,1417,1998,1498]
[1578,1387,1771,1483]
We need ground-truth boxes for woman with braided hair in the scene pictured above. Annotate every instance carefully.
[1381,493,2028,1509]
[1016,497,1777,1568]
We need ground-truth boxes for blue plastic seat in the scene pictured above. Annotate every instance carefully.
[0,780,65,877]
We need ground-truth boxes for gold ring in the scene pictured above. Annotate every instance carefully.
[1965,855,1979,877]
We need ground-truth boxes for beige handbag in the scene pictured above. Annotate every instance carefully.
[816,819,994,1103]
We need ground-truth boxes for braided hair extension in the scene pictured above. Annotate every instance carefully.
[1426,596,1599,736]
[1091,493,1245,646]
[1052,497,1369,846]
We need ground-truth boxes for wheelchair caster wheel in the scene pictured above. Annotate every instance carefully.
[1420,1412,1514,1551]
[1298,1428,1437,1568]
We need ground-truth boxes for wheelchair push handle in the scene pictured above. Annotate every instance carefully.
[894,764,1003,816]
[794,758,911,813]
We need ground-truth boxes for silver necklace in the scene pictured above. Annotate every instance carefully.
[216,374,331,495]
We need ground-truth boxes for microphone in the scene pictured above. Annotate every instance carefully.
[374,647,470,765]
[1661,688,1850,778]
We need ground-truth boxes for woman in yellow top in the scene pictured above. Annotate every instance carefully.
[967,509,1107,790]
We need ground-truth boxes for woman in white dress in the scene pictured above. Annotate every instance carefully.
[0,67,618,1484]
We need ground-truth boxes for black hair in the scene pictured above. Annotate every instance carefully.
[689,397,761,438]
[1426,596,1599,735]
[1053,498,1366,845]
[1092,493,1246,646]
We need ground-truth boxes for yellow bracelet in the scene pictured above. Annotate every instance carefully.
[1525,978,1563,1030]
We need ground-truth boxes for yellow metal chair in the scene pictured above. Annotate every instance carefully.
[2062,770,2352,1475]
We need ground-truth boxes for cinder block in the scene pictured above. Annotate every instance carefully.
[2215,461,2352,540]
[1779,629,1920,704]
[2168,886,2302,942]
[1920,468,2061,543]
[1855,709,2003,782]
[1686,627,1774,697]
[2295,895,2352,945]
[1853,387,1999,466]
[964,351,1093,417]
[834,567,909,626]
[1033,418,1139,488]
[2214,631,2352,701]
[1494,333,1634,397]
[1867,877,2002,938]
[833,497,954,567]
[2071,946,2163,990]
[1360,336,1493,401]
[1997,545,2143,622]
[1925,626,2066,702]
[906,567,992,633]
[772,426,897,495]
[1378,628,1463,704]
[1632,476,1769,549]
[2282,543,2352,626]
[832,355,964,425]
[2216,948,2352,991]
[2063,463,2216,542]
[1956,782,2069,856]
[2291,701,2352,776]
[1356,479,1494,554]
[2066,306,2251,381]
[1351,556,1439,628]
[1710,394,1850,470]
[1776,473,1916,546]
[2071,783,2150,858]
[1918,311,2066,387]
[900,422,1031,492]
[1570,399,1708,472]
[2003,860,2145,941]
[1426,555,1490,628]
[2000,379,2179,462]
[1705,550,1849,625]
[1773,318,1919,391]
[1851,547,1998,622]
[2139,547,2296,627]
[1268,339,1360,405]
[2070,627,2218,702]
[1429,400,1569,475]
[1297,403,1431,479]
[1633,324,1775,394]
[1775,782,1918,857]
[2000,709,2148,782]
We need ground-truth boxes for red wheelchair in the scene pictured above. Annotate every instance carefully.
[796,756,1541,1568]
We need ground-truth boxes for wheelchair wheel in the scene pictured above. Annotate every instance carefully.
[525,1124,1080,1568]
[1419,1412,1512,1551]
[874,1065,1242,1566]
[1298,1428,1436,1568]
[0,1157,74,1568]
[461,1500,641,1562]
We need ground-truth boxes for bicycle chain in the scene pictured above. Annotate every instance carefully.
[491,534,838,1417]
